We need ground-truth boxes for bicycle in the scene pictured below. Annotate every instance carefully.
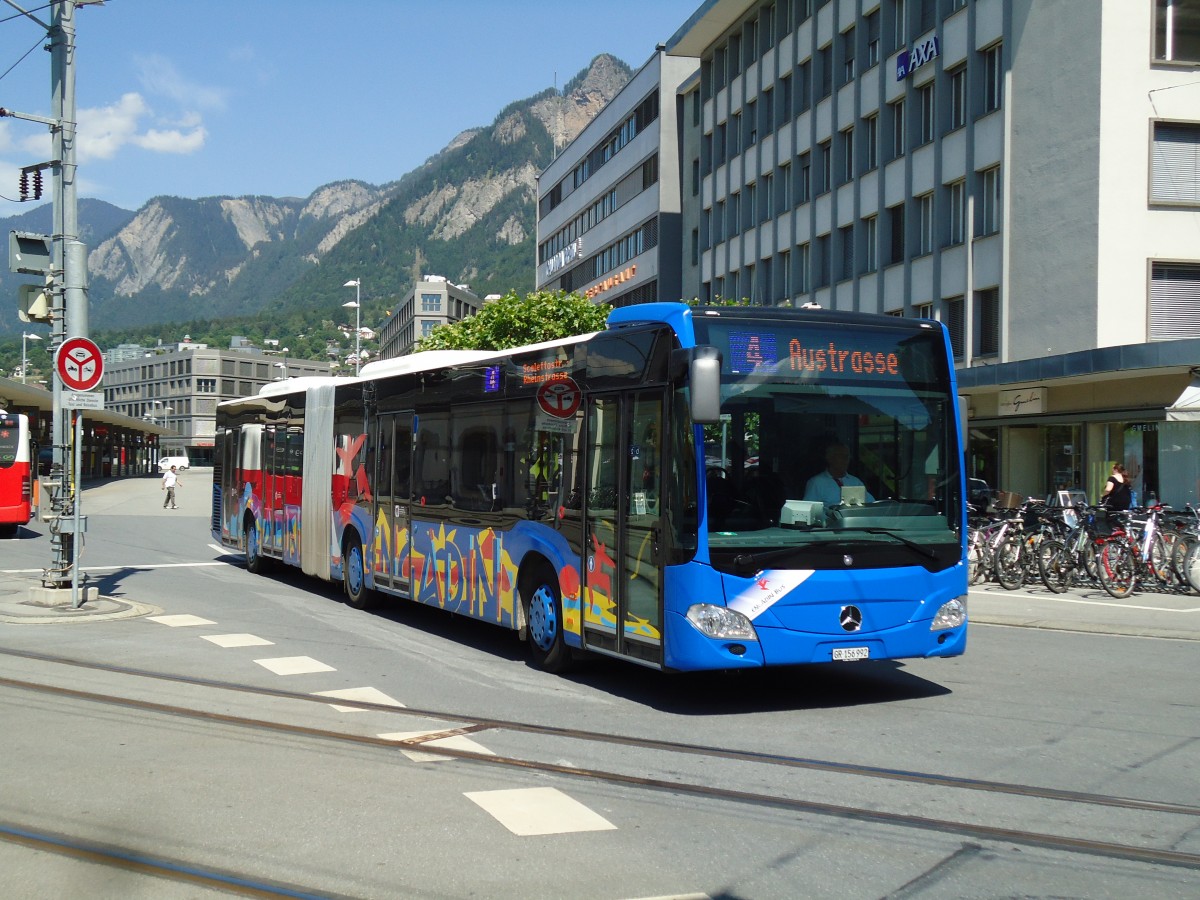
[1037,506,1105,593]
[1095,505,1175,599]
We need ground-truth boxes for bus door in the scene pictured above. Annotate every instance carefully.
[582,391,664,666]
[263,424,283,555]
[371,412,414,595]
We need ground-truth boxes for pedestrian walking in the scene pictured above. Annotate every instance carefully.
[162,464,180,509]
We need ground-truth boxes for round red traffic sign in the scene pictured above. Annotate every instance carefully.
[536,376,581,418]
[56,336,105,391]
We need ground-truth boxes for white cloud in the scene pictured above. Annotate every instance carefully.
[135,126,207,154]
[75,92,206,161]
[134,53,227,112]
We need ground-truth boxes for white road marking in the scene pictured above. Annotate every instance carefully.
[253,656,336,676]
[3,562,226,575]
[209,543,240,555]
[202,633,275,648]
[464,787,617,836]
[313,686,406,712]
[377,730,495,762]
[969,588,1199,613]
[146,614,217,627]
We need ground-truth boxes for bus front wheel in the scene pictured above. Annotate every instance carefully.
[523,567,571,673]
[342,534,372,610]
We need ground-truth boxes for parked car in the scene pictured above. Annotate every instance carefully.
[968,478,992,511]
[158,455,190,472]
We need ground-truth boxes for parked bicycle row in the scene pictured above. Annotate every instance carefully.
[967,497,1200,599]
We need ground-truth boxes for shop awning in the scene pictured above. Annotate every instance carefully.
[1166,375,1200,421]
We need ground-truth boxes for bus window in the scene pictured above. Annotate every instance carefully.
[414,412,450,507]
[452,407,501,511]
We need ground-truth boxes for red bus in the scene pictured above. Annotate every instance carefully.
[0,411,36,538]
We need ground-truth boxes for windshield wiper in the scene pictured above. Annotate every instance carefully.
[832,527,938,560]
[731,546,809,574]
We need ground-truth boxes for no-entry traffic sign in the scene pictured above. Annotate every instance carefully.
[56,336,105,392]
[536,376,582,418]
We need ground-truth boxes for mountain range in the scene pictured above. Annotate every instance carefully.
[0,54,632,346]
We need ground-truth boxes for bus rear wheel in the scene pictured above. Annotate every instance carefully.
[523,566,571,673]
[342,533,373,610]
[244,516,266,574]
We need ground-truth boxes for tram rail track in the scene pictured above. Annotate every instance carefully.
[0,645,1198,876]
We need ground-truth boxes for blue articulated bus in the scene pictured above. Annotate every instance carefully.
[213,302,967,672]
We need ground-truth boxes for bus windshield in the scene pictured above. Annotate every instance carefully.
[693,315,961,573]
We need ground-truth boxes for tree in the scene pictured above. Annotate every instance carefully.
[417,289,611,352]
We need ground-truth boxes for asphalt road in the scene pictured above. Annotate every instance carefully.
[0,472,1197,898]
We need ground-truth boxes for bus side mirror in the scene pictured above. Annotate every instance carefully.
[689,346,722,424]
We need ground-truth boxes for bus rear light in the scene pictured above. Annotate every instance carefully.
[930,596,967,631]
[686,604,758,641]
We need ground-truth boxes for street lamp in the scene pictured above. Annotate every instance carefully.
[273,347,289,380]
[21,332,42,384]
[343,279,361,375]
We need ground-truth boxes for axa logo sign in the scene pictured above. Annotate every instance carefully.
[896,36,940,81]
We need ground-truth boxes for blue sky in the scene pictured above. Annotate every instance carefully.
[0,0,699,216]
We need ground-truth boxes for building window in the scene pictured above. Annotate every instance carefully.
[948,66,967,131]
[818,140,832,194]
[692,158,700,196]
[888,202,906,264]
[691,228,699,266]
[747,100,758,144]
[797,59,812,113]
[866,10,881,68]
[797,241,811,293]
[890,97,906,159]
[816,234,831,287]
[915,301,933,319]
[780,249,791,300]
[779,162,792,214]
[421,292,441,312]
[918,82,935,144]
[983,43,1003,113]
[979,166,1001,235]
[778,75,792,129]
[798,151,812,203]
[729,192,741,236]
[839,224,854,281]
[862,113,878,171]
[841,26,856,85]
[1152,122,1200,204]
[730,112,742,156]
[918,193,934,255]
[839,126,854,183]
[762,173,774,221]
[948,179,966,245]
[893,0,907,49]
[864,215,878,273]
[746,183,757,228]
[1155,0,1200,62]
[977,287,1000,356]
[945,296,965,360]
[716,200,726,243]
[819,45,833,98]
[1151,261,1200,338]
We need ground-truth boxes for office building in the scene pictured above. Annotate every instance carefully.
[536,50,698,308]
[665,0,1200,505]
[379,276,488,359]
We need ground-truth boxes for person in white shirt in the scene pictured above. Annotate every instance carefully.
[804,443,873,508]
[162,465,180,509]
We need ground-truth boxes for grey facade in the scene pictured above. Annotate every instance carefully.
[536,50,697,308]
[379,276,488,359]
[665,0,1200,507]
[102,345,331,462]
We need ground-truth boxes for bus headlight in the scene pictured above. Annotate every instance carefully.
[686,604,759,640]
[930,596,967,630]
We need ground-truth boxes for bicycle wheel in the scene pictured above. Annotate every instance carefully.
[967,541,986,585]
[995,534,1025,590]
[1150,532,1177,587]
[1172,533,1198,592]
[1184,541,1200,594]
[1098,537,1136,599]
[1037,539,1070,593]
